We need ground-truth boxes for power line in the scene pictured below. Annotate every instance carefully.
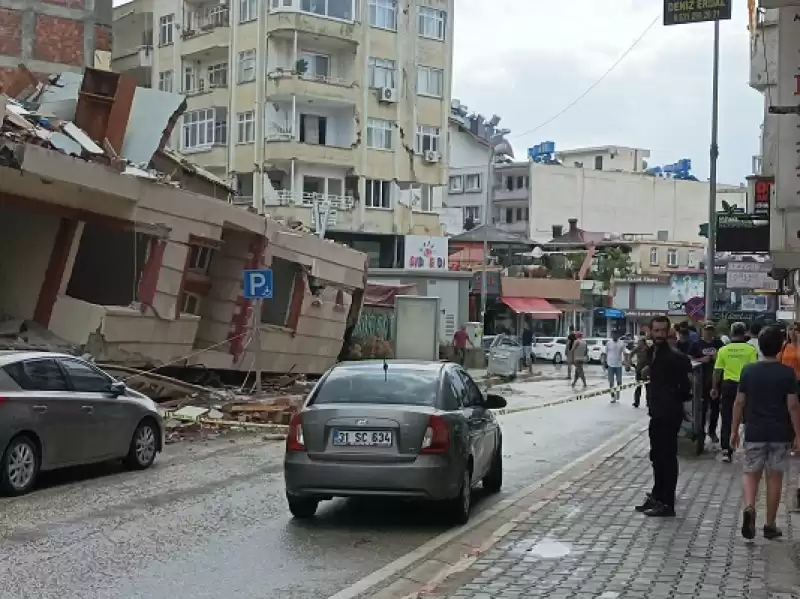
[510,14,661,140]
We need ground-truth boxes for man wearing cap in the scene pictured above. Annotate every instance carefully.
[712,322,758,462]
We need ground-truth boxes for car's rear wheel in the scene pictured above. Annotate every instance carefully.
[124,420,158,470]
[553,352,563,364]
[1,435,39,497]
[483,441,503,494]
[446,467,472,525]
[287,494,319,518]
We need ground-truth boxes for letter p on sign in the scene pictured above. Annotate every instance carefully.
[243,268,274,299]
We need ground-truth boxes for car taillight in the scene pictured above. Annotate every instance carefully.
[420,415,450,454]
[286,413,305,452]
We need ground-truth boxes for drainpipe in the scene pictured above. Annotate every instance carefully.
[226,0,239,187]
[358,0,370,228]
[392,0,405,234]
[253,0,267,212]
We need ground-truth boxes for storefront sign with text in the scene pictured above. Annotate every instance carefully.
[663,0,731,26]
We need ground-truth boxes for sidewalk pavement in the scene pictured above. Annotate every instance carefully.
[377,433,800,599]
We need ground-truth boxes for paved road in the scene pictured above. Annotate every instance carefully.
[0,376,646,599]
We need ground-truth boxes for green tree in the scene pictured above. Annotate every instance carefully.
[594,247,633,290]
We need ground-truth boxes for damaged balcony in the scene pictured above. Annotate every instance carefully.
[267,0,361,44]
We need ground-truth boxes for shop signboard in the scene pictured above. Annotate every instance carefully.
[725,262,778,290]
[663,0,731,26]
[716,213,770,253]
[404,235,448,270]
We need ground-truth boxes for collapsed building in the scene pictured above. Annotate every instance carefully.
[0,66,367,378]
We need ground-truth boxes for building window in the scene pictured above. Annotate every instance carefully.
[649,247,658,266]
[207,62,228,87]
[366,118,393,150]
[365,179,392,209]
[417,66,443,97]
[369,0,396,30]
[188,245,214,273]
[415,124,440,154]
[449,175,463,193]
[237,110,255,143]
[465,173,481,192]
[687,250,697,268]
[418,6,445,40]
[464,206,480,224]
[299,51,330,78]
[182,108,226,150]
[180,292,203,316]
[667,249,678,267]
[239,0,257,22]
[183,65,196,92]
[594,155,603,170]
[238,50,256,83]
[505,208,513,224]
[368,57,396,89]
[300,0,354,20]
[159,14,174,45]
[158,70,173,92]
[417,185,434,212]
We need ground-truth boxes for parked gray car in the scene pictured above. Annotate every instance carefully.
[0,352,164,496]
[284,360,506,524]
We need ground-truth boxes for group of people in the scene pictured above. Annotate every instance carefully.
[633,316,800,542]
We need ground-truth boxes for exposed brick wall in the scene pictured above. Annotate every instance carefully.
[33,14,84,66]
[0,8,23,56]
[95,24,111,52]
[41,0,85,7]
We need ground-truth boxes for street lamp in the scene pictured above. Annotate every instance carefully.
[480,131,514,329]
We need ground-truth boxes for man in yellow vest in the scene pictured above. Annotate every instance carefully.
[712,322,758,462]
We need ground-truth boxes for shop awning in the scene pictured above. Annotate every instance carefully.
[501,297,562,319]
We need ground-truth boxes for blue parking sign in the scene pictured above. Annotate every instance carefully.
[243,269,273,299]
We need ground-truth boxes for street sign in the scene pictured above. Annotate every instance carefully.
[715,213,770,253]
[243,269,274,299]
[684,296,706,320]
[663,0,732,26]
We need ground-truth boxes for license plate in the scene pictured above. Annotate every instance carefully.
[332,429,393,447]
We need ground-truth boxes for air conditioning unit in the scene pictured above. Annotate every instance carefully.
[423,150,439,163]
[377,87,397,103]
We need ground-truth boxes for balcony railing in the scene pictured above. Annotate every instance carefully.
[266,123,294,141]
[274,189,355,210]
[267,69,352,88]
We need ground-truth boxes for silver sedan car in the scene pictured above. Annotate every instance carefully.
[284,360,506,524]
[0,352,164,496]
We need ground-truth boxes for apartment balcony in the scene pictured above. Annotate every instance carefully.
[266,1,361,48]
[493,187,530,202]
[265,190,356,231]
[112,44,153,73]
[749,24,777,92]
[265,138,355,168]
[184,83,229,111]
[497,220,529,235]
[181,23,229,59]
[266,71,358,105]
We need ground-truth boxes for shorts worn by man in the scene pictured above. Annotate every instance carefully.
[731,326,800,540]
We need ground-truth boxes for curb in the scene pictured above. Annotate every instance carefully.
[327,419,648,599]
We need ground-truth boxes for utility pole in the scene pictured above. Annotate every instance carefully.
[480,146,495,325]
[705,19,720,322]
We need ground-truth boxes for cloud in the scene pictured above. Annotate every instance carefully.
[452,0,763,184]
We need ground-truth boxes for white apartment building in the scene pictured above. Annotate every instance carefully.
[446,116,747,242]
[112,0,452,245]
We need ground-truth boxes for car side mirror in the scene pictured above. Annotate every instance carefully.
[485,393,507,409]
[109,381,126,397]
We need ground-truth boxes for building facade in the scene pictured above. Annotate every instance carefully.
[112,0,453,240]
[555,145,649,173]
[0,0,112,86]
[626,239,706,274]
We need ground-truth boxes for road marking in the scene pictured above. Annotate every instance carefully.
[326,418,647,599]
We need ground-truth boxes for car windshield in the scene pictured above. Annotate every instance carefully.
[311,366,440,406]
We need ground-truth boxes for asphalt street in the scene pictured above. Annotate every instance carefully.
[0,365,646,599]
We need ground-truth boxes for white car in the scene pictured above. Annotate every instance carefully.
[588,338,632,366]
[535,337,568,363]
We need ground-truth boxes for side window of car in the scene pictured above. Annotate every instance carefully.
[440,372,464,410]
[60,359,112,393]
[5,359,69,391]
[457,370,483,408]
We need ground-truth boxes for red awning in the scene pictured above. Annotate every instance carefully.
[501,297,562,319]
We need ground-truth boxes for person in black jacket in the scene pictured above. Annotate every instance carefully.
[635,315,692,517]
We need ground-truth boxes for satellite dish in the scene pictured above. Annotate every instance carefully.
[531,246,544,259]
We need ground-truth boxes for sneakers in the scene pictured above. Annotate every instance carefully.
[721,451,732,463]
[742,506,756,540]
[635,494,656,513]
[764,524,783,540]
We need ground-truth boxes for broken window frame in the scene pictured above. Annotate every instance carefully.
[260,257,300,328]
[180,292,203,316]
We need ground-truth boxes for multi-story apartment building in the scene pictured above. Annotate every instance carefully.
[625,238,706,275]
[112,0,453,258]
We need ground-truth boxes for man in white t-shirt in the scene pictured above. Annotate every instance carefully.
[748,323,764,360]
[605,331,628,403]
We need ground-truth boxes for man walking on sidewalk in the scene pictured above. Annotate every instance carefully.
[629,335,649,408]
[692,323,724,446]
[635,315,692,518]
[566,326,576,380]
[570,332,588,389]
[605,331,627,403]
[712,322,758,463]
[730,326,800,540]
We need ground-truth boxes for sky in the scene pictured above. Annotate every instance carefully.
[111,0,762,184]
[452,0,763,184]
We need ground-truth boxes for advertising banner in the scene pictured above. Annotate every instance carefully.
[663,0,732,26]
